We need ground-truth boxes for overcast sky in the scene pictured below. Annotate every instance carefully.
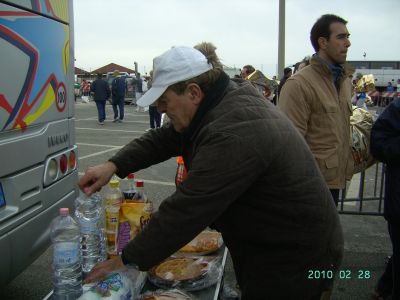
[73,0,400,77]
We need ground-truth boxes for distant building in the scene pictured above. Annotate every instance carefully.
[92,63,135,77]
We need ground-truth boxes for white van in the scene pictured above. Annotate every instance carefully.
[0,0,78,286]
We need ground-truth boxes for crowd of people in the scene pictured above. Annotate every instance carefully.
[79,13,398,300]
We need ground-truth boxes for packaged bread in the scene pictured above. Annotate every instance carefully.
[178,231,222,255]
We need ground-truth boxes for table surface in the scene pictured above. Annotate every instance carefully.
[43,246,228,300]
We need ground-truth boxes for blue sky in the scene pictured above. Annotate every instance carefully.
[73,0,400,77]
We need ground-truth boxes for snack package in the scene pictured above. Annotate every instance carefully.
[139,288,196,300]
[117,202,153,254]
[178,230,223,255]
[147,256,223,292]
[78,265,146,300]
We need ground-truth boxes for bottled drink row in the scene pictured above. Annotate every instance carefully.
[50,173,151,300]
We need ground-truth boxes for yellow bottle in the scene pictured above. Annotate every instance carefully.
[104,176,123,257]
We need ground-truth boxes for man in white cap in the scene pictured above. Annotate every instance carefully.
[79,42,343,299]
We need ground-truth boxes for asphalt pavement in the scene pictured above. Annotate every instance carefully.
[0,100,392,300]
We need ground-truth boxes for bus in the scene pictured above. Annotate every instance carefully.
[348,60,400,91]
[0,0,78,285]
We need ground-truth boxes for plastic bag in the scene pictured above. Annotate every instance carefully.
[177,230,223,255]
[78,265,146,299]
[356,74,375,93]
[147,256,223,291]
[350,106,375,174]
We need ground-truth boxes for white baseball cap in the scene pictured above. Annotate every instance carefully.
[137,46,213,107]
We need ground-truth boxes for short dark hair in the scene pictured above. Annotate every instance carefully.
[310,14,347,52]
[284,67,292,76]
[96,73,102,78]
[242,65,255,75]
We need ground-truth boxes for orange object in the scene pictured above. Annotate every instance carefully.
[175,156,187,185]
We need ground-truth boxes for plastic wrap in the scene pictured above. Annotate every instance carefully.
[177,230,223,255]
[78,265,146,299]
[350,106,376,174]
[356,74,375,93]
[139,288,196,300]
[147,256,223,291]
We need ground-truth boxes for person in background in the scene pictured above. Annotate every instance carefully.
[276,67,292,100]
[279,14,354,206]
[370,98,400,300]
[79,42,343,299]
[294,56,311,74]
[387,81,395,92]
[271,75,279,105]
[240,64,255,79]
[111,70,126,122]
[146,70,161,131]
[90,73,110,125]
[135,72,144,101]
[82,79,90,96]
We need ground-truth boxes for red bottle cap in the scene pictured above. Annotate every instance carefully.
[136,180,144,187]
[128,173,135,179]
[59,207,69,216]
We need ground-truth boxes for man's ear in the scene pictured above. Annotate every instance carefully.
[318,37,328,50]
[186,83,204,105]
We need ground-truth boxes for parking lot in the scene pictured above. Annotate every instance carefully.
[0,100,393,299]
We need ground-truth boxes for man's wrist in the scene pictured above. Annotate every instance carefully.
[105,160,118,174]
[121,251,140,271]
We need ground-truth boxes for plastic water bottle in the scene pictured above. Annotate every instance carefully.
[93,193,107,262]
[51,208,82,300]
[75,194,106,275]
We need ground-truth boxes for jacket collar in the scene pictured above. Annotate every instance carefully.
[310,54,354,78]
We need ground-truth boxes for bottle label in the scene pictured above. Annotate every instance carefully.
[54,242,80,265]
[79,218,99,234]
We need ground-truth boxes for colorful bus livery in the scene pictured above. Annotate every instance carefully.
[0,0,78,286]
[0,4,71,130]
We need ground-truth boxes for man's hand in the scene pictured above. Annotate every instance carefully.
[84,256,125,283]
[78,161,117,196]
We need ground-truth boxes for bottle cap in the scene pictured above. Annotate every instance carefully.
[136,180,144,187]
[128,173,135,179]
[59,207,69,216]
[109,179,120,188]
[176,156,184,164]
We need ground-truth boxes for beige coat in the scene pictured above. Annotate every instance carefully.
[279,57,354,189]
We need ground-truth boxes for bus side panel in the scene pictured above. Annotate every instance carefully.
[5,0,70,24]
[0,0,76,286]
[0,3,72,132]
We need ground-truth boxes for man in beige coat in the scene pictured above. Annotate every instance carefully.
[279,14,354,206]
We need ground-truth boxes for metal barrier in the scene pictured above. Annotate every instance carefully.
[338,162,385,216]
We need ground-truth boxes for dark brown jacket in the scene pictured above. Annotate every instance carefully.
[110,75,343,299]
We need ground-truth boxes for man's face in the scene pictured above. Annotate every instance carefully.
[241,68,248,79]
[319,22,351,64]
[157,85,199,132]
